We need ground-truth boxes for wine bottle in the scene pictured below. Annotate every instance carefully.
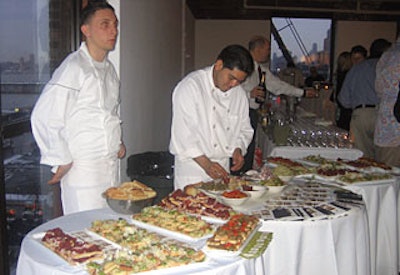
[256,71,266,104]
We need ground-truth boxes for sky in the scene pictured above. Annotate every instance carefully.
[271,18,332,61]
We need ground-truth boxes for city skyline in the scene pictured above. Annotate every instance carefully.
[271,17,332,62]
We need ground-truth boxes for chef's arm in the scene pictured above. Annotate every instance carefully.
[193,155,229,182]
[48,163,73,185]
[230,148,244,172]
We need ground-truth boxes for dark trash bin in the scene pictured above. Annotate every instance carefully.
[127,151,174,204]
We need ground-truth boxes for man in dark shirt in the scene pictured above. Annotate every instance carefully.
[338,38,392,159]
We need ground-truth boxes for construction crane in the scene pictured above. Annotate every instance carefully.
[271,18,311,65]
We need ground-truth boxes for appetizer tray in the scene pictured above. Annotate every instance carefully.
[31,229,109,268]
[131,206,216,245]
[204,215,262,258]
[159,189,233,222]
[130,218,214,246]
[32,219,210,275]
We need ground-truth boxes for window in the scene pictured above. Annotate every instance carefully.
[0,1,80,273]
[271,17,332,84]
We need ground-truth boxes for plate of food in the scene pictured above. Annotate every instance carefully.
[86,219,208,274]
[340,157,395,173]
[205,214,261,257]
[259,176,287,193]
[131,206,215,244]
[159,189,234,222]
[219,189,249,207]
[336,171,394,185]
[103,180,157,215]
[32,228,106,267]
[242,184,268,199]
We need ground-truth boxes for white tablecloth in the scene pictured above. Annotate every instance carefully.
[264,145,400,275]
[346,180,400,275]
[17,207,370,275]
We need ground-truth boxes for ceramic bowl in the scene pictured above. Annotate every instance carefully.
[219,193,249,207]
[242,185,268,199]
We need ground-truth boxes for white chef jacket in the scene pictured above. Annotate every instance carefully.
[31,42,122,214]
[241,61,304,109]
[169,66,254,189]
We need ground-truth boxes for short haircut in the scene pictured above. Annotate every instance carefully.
[369,38,392,59]
[350,45,368,58]
[216,45,254,76]
[80,0,115,26]
[248,36,269,52]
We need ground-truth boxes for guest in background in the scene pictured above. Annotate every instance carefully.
[350,45,368,65]
[374,36,400,167]
[304,66,325,87]
[332,51,353,130]
[169,45,254,190]
[338,38,392,159]
[240,35,317,172]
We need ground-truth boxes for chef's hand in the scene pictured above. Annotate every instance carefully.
[48,163,73,185]
[230,148,244,172]
[250,86,265,102]
[194,155,229,183]
[118,142,126,159]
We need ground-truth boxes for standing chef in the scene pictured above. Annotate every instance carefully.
[169,45,254,190]
[31,0,125,215]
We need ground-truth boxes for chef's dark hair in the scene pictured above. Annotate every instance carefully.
[216,45,254,76]
[80,0,115,26]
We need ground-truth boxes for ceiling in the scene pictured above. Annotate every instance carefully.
[186,0,400,21]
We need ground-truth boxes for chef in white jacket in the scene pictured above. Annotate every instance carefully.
[31,1,125,214]
[170,45,254,190]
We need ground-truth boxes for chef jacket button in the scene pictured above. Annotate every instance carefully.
[213,124,216,129]
[227,109,230,113]
[225,146,229,149]
[227,127,230,131]
[214,144,218,148]
[213,106,216,111]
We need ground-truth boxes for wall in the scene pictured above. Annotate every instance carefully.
[335,21,397,62]
[195,19,398,72]
[183,5,195,75]
[195,20,270,68]
[117,0,183,181]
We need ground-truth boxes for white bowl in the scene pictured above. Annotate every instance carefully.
[278,175,293,183]
[220,195,249,207]
[266,185,286,194]
[242,185,267,199]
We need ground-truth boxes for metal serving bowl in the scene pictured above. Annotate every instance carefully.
[103,194,156,215]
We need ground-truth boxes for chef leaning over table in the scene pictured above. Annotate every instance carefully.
[30,0,126,215]
[169,45,254,190]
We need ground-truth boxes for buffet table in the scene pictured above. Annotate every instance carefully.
[17,205,370,275]
[260,138,400,275]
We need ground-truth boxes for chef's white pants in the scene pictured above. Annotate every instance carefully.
[60,158,118,215]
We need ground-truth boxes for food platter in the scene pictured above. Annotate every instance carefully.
[131,206,216,245]
[204,216,262,258]
[130,218,215,246]
[335,172,395,186]
[86,219,209,274]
